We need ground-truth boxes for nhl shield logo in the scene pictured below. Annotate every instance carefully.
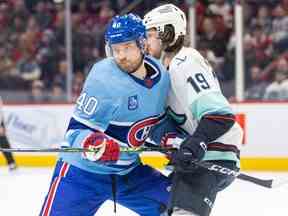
[128,95,138,110]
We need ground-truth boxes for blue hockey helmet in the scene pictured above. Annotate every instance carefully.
[105,13,146,49]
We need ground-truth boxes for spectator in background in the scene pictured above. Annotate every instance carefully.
[11,0,29,18]
[195,1,207,32]
[264,58,288,100]
[71,71,85,102]
[93,1,115,55]
[199,16,228,58]
[54,59,68,90]
[17,51,41,82]
[48,82,66,102]
[28,80,47,103]
[271,4,288,53]
[208,0,233,28]
[15,15,42,82]
[0,44,29,90]
[245,65,268,100]
[10,14,26,36]
[282,0,288,11]
[258,51,288,82]
[0,2,10,44]
[0,45,16,79]
[84,47,102,73]
[250,4,272,35]
[243,24,273,68]
[33,1,53,30]
[97,0,115,26]
[37,29,59,88]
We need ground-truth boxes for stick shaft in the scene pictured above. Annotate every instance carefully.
[192,161,273,188]
[0,146,275,188]
[0,146,175,153]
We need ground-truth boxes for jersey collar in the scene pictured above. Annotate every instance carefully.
[128,56,161,89]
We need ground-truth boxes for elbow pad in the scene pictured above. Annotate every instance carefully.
[192,114,235,143]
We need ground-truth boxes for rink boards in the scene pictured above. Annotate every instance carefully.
[1,103,288,171]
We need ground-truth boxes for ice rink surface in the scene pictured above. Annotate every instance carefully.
[1,167,288,216]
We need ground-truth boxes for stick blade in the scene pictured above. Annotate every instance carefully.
[238,173,273,188]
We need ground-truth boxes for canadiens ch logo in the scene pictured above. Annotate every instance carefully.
[127,116,160,147]
[128,95,138,110]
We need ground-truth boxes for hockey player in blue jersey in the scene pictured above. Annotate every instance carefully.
[40,13,171,216]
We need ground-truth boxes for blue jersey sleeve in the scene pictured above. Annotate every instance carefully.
[66,62,121,148]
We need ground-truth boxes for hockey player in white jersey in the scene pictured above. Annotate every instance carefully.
[144,4,243,216]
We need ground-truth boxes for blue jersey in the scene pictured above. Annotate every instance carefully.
[60,56,170,175]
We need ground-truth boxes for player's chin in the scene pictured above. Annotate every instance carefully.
[126,67,138,74]
[119,65,134,73]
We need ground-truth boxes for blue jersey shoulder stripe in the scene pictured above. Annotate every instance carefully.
[67,117,98,132]
[67,117,131,144]
[105,123,130,144]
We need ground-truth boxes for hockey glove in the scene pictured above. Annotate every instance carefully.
[160,132,177,148]
[82,132,120,162]
[171,136,207,168]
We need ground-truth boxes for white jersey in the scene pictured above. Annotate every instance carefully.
[167,47,243,166]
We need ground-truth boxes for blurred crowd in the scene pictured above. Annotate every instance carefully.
[193,0,288,100]
[0,0,288,102]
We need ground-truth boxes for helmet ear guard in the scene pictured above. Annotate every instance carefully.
[159,24,175,45]
[105,43,112,57]
[159,24,184,52]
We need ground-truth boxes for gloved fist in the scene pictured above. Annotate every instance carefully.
[82,132,120,162]
[171,136,207,168]
[160,132,186,149]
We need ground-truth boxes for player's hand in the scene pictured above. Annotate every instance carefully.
[160,132,177,148]
[160,132,184,161]
[160,132,186,149]
[82,132,120,162]
[171,136,207,168]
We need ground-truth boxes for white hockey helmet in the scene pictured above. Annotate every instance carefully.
[143,4,187,44]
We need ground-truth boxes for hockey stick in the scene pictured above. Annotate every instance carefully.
[164,161,278,189]
[144,144,283,189]
[0,146,176,153]
[0,146,284,188]
[186,161,277,188]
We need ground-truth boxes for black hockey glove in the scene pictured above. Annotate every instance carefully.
[171,136,207,169]
[171,114,235,170]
